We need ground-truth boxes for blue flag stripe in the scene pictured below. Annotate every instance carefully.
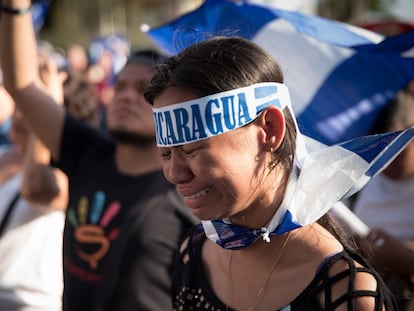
[365,129,414,177]
[145,0,414,145]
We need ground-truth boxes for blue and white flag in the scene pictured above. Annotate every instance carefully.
[31,0,51,33]
[145,0,414,248]
[89,34,131,76]
[144,0,414,146]
[202,126,414,249]
[150,81,414,249]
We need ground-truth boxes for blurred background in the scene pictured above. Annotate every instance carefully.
[38,0,414,52]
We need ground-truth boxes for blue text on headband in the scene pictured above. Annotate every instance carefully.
[152,82,291,147]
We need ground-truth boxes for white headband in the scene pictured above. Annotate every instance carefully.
[152,82,291,147]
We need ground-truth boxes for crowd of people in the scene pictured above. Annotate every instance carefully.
[0,0,413,311]
[0,1,197,310]
[0,46,69,310]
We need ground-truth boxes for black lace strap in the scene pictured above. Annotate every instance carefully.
[0,192,20,237]
[313,251,396,311]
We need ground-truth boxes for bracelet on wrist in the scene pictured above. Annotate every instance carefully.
[0,5,31,15]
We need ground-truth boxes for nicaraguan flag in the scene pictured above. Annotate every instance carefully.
[280,127,414,230]
[144,0,414,146]
[144,0,414,243]
[202,126,414,248]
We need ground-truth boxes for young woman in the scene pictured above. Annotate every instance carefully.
[145,37,397,311]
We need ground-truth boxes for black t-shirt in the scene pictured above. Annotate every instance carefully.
[57,114,197,311]
[173,225,397,311]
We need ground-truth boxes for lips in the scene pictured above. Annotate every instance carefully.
[179,187,212,209]
[184,188,211,199]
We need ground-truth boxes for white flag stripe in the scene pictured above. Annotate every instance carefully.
[254,19,355,115]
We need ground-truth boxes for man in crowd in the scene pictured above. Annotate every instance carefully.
[0,1,197,310]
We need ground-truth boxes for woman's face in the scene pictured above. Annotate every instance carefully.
[153,86,281,224]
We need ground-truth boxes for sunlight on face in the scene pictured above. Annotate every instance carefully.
[154,86,278,224]
[107,63,156,137]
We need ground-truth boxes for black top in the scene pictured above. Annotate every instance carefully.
[57,114,198,311]
[172,225,397,311]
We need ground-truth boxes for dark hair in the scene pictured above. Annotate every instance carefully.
[145,36,356,250]
[145,36,296,173]
[126,49,167,67]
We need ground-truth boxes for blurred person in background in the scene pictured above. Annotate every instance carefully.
[63,71,102,129]
[0,2,198,311]
[353,86,414,311]
[85,34,130,129]
[0,58,68,310]
[88,50,115,110]
[40,43,104,130]
[66,44,89,75]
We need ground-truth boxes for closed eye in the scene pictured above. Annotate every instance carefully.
[183,148,196,156]
[159,148,171,159]
[181,145,201,157]
[181,140,209,157]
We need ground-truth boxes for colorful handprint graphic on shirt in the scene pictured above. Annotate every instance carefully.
[67,191,121,269]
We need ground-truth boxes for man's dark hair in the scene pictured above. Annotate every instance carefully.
[126,49,167,67]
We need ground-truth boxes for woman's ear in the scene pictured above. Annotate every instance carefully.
[257,106,285,151]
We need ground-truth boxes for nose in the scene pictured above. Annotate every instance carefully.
[116,86,137,102]
[117,87,150,110]
[164,151,194,185]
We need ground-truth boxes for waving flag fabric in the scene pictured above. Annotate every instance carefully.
[145,0,414,243]
[145,0,414,145]
[202,124,414,248]
[203,125,414,249]
[31,0,51,33]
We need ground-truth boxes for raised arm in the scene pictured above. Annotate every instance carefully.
[18,40,69,210]
[0,0,65,160]
[20,132,68,210]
